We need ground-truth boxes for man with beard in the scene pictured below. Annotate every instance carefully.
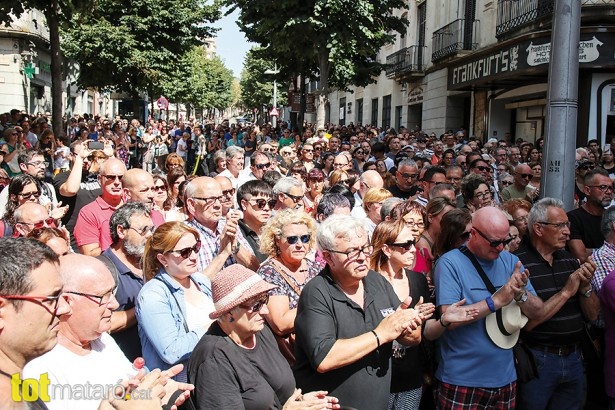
[568,168,614,262]
[121,168,165,225]
[100,202,153,361]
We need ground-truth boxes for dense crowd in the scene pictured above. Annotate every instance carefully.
[1,107,614,410]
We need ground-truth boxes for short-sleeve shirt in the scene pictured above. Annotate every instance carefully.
[257,258,323,309]
[293,267,401,410]
[73,196,119,251]
[567,206,604,251]
[434,247,536,388]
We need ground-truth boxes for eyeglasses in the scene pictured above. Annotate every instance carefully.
[239,294,269,313]
[586,184,615,193]
[404,219,425,229]
[303,149,314,153]
[314,146,323,151]
[387,239,416,251]
[400,173,418,180]
[473,227,513,248]
[474,190,491,200]
[580,164,595,171]
[325,243,373,260]
[262,148,273,152]
[27,161,49,168]
[1,293,62,315]
[283,192,304,203]
[249,198,276,210]
[66,287,117,306]
[220,189,235,200]
[474,166,492,172]
[102,174,123,181]
[516,173,532,179]
[355,150,364,155]
[285,234,311,244]
[501,180,513,186]
[129,225,155,236]
[192,195,224,205]
[18,191,40,200]
[17,217,56,230]
[255,163,271,170]
[459,231,471,242]
[154,185,167,191]
[537,221,571,230]
[170,240,201,259]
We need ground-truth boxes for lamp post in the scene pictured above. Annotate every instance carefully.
[264,65,279,128]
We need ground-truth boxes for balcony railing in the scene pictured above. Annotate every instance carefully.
[385,46,427,78]
[497,0,615,38]
[431,19,480,62]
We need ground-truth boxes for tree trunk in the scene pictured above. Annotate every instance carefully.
[316,51,330,130]
[298,73,307,134]
[46,1,63,137]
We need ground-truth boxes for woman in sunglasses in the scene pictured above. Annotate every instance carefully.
[137,222,215,382]
[371,220,478,410]
[256,209,322,364]
[187,264,339,409]
[152,175,169,213]
[2,174,41,228]
[351,145,366,172]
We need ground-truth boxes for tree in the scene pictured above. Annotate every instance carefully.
[229,0,408,128]
[0,0,89,137]
[62,0,221,110]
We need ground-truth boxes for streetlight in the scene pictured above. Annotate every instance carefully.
[264,65,279,128]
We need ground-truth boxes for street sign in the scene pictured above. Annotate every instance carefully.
[269,107,279,117]
[156,96,169,110]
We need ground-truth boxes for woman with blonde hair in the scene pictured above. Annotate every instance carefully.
[363,187,393,234]
[371,220,478,410]
[137,221,214,382]
[328,168,349,187]
[257,208,322,364]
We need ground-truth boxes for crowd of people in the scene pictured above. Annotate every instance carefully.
[1,107,615,410]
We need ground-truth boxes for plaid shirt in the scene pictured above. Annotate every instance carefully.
[186,218,236,273]
[591,241,615,328]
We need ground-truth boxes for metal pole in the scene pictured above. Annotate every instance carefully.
[272,78,277,129]
[541,0,581,210]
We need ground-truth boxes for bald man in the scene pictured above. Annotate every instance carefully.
[13,202,56,237]
[434,206,544,408]
[24,254,189,409]
[351,170,384,219]
[500,163,536,203]
[122,168,165,225]
[74,158,126,255]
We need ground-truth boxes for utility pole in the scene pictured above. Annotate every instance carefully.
[541,0,581,210]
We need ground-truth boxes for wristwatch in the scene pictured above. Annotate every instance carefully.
[515,290,528,304]
[582,286,593,298]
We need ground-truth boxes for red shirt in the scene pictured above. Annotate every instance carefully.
[74,196,120,251]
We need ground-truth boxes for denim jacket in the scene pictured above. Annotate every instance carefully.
[136,269,212,381]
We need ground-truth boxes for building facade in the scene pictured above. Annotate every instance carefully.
[325,0,615,146]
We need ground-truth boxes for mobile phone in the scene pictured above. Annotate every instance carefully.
[88,141,104,150]
[604,144,611,153]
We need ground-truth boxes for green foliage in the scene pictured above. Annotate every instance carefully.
[61,0,221,97]
[239,47,287,110]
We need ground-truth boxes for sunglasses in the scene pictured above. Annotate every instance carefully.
[473,227,513,248]
[283,192,304,203]
[102,174,123,181]
[222,188,235,198]
[474,166,491,172]
[18,191,40,200]
[501,180,513,186]
[250,198,276,210]
[285,234,311,244]
[18,217,56,230]
[154,185,167,191]
[516,173,532,179]
[240,294,270,313]
[171,240,201,259]
[388,239,416,251]
[255,163,271,170]
[580,164,595,171]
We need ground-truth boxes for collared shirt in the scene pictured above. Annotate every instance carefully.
[186,218,236,273]
[294,266,400,410]
[237,220,267,263]
[74,196,120,251]
[514,242,585,345]
[591,241,615,328]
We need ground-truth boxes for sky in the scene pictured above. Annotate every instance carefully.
[213,8,254,78]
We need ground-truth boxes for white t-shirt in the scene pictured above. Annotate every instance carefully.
[176,138,187,158]
[54,146,71,170]
[23,332,134,410]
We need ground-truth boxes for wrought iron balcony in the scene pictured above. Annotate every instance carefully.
[431,19,480,62]
[385,46,427,79]
[497,0,615,38]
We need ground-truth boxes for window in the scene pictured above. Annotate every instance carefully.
[382,95,392,129]
[371,98,379,126]
[356,99,363,125]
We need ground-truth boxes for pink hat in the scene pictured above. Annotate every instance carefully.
[209,264,277,319]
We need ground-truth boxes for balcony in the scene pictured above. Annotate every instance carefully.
[431,19,480,62]
[497,0,615,38]
[385,46,427,80]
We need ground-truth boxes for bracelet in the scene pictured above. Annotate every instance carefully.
[485,296,496,313]
[439,316,451,328]
[371,330,380,348]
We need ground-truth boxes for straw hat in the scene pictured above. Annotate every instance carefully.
[209,264,277,319]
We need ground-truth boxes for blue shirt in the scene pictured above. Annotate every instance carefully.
[136,269,212,382]
[434,248,536,388]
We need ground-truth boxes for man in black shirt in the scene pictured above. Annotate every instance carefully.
[236,180,272,264]
[387,158,420,200]
[514,197,599,409]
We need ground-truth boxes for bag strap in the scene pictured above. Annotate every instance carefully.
[269,259,302,296]
[154,275,190,333]
[459,246,513,337]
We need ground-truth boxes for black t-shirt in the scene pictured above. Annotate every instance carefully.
[238,220,268,263]
[387,183,419,200]
[567,206,604,251]
[188,322,295,410]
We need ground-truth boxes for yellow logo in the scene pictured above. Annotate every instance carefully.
[11,373,51,402]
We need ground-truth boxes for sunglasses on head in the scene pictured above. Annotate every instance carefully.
[388,239,416,251]
[171,240,201,259]
[285,234,311,244]
[250,198,276,210]
[473,227,513,248]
